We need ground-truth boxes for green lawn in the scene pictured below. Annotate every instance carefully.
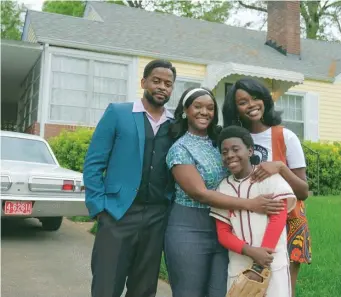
[295,196,341,297]
[85,196,341,295]
[159,196,341,296]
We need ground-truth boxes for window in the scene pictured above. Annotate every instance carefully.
[275,93,304,139]
[17,58,41,132]
[1,136,56,165]
[49,54,129,125]
[166,78,202,113]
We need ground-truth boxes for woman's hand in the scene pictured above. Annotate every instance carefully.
[250,161,284,183]
[247,194,285,215]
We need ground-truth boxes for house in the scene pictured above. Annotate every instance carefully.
[1,1,341,142]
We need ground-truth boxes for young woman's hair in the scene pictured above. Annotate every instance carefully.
[218,125,254,151]
[169,86,222,146]
[222,78,282,128]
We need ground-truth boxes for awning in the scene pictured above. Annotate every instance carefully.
[202,62,304,94]
[1,39,43,104]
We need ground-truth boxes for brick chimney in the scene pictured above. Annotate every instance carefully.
[266,1,301,57]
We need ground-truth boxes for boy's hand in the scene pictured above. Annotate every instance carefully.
[243,246,274,267]
[247,194,285,215]
[243,270,263,282]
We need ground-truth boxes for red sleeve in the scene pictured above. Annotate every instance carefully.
[216,219,246,254]
[261,200,288,249]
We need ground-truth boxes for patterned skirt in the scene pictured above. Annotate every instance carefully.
[286,201,312,264]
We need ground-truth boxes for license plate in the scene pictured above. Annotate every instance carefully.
[4,201,33,215]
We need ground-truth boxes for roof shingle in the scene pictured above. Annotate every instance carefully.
[26,1,341,82]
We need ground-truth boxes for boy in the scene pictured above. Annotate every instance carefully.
[209,126,296,297]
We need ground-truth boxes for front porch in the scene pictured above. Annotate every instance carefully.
[1,39,43,134]
[202,62,306,139]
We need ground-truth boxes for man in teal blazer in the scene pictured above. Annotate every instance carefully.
[83,59,176,297]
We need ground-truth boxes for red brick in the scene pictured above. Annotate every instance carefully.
[266,1,300,55]
[44,124,94,139]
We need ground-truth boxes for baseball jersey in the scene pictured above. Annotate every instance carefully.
[210,171,296,277]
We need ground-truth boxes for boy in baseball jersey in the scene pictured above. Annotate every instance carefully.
[210,126,297,297]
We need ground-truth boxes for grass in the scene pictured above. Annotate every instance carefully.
[295,195,341,297]
[158,195,341,295]
[68,216,93,222]
[85,196,341,295]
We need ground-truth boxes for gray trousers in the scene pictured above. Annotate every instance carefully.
[91,202,169,297]
[164,203,228,297]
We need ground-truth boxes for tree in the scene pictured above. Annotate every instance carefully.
[153,1,232,23]
[42,1,86,17]
[42,0,232,24]
[236,1,341,41]
[1,0,24,40]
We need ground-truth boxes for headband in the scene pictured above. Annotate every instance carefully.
[182,88,210,106]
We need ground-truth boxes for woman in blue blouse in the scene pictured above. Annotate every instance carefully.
[165,87,284,297]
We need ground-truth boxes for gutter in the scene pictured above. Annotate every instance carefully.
[37,37,219,66]
[37,37,336,84]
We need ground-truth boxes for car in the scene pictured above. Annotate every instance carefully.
[1,130,88,231]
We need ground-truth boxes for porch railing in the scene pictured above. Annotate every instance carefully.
[1,120,17,132]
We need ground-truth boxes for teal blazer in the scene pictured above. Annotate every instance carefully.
[83,103,174,220]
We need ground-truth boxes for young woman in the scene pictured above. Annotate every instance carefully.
[210,125,297,297]
[165,87,284,297]
[222,78,312,297]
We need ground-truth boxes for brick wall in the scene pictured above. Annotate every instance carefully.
[23,122,94,139]
[266,1,301,56]
[44,124,94,139]
[24,122,40,135]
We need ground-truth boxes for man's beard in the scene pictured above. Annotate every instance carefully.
[144,90,170,107]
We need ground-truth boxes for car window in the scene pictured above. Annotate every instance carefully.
[1,136,56,165]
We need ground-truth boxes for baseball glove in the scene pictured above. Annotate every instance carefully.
[226,263,271,297]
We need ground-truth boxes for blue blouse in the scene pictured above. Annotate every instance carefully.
[166,131,227,208]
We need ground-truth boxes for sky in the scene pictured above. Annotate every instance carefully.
[17,0,271,28]
[18,0,340,40]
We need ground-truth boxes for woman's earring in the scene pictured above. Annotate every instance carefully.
[182,113,187,119]
[237,116,243,127]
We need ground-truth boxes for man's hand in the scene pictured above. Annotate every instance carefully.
[247,194,285,215]
[96,211,105,221]
[243,270,263,282]
[250,161,284,183]
[243,245,274,267]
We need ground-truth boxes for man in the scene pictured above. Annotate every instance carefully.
[83,59,176,297]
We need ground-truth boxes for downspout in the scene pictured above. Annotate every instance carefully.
[39,43,50,139]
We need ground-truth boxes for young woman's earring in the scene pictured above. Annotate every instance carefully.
[182,112,187,119]
[237,116,243,127]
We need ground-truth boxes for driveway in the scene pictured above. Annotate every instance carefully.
[1,218,171,297]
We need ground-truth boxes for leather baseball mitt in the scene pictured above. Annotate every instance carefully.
[226,263,271,297]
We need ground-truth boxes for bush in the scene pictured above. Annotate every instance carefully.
[303,141,341,195]
[48,128,94,173]
[47,128,341,196]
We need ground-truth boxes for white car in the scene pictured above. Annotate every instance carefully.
[1,131,88,231]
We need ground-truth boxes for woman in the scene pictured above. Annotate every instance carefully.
[165,87,284,297]
[222,78,312,297]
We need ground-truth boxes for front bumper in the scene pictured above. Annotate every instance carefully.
[1,196,89,217]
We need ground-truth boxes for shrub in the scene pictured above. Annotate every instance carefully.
[48,127,94,173]
[302,141,341,195]
[47,128,341,196]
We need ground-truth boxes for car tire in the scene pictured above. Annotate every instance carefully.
[41,217,63,231]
